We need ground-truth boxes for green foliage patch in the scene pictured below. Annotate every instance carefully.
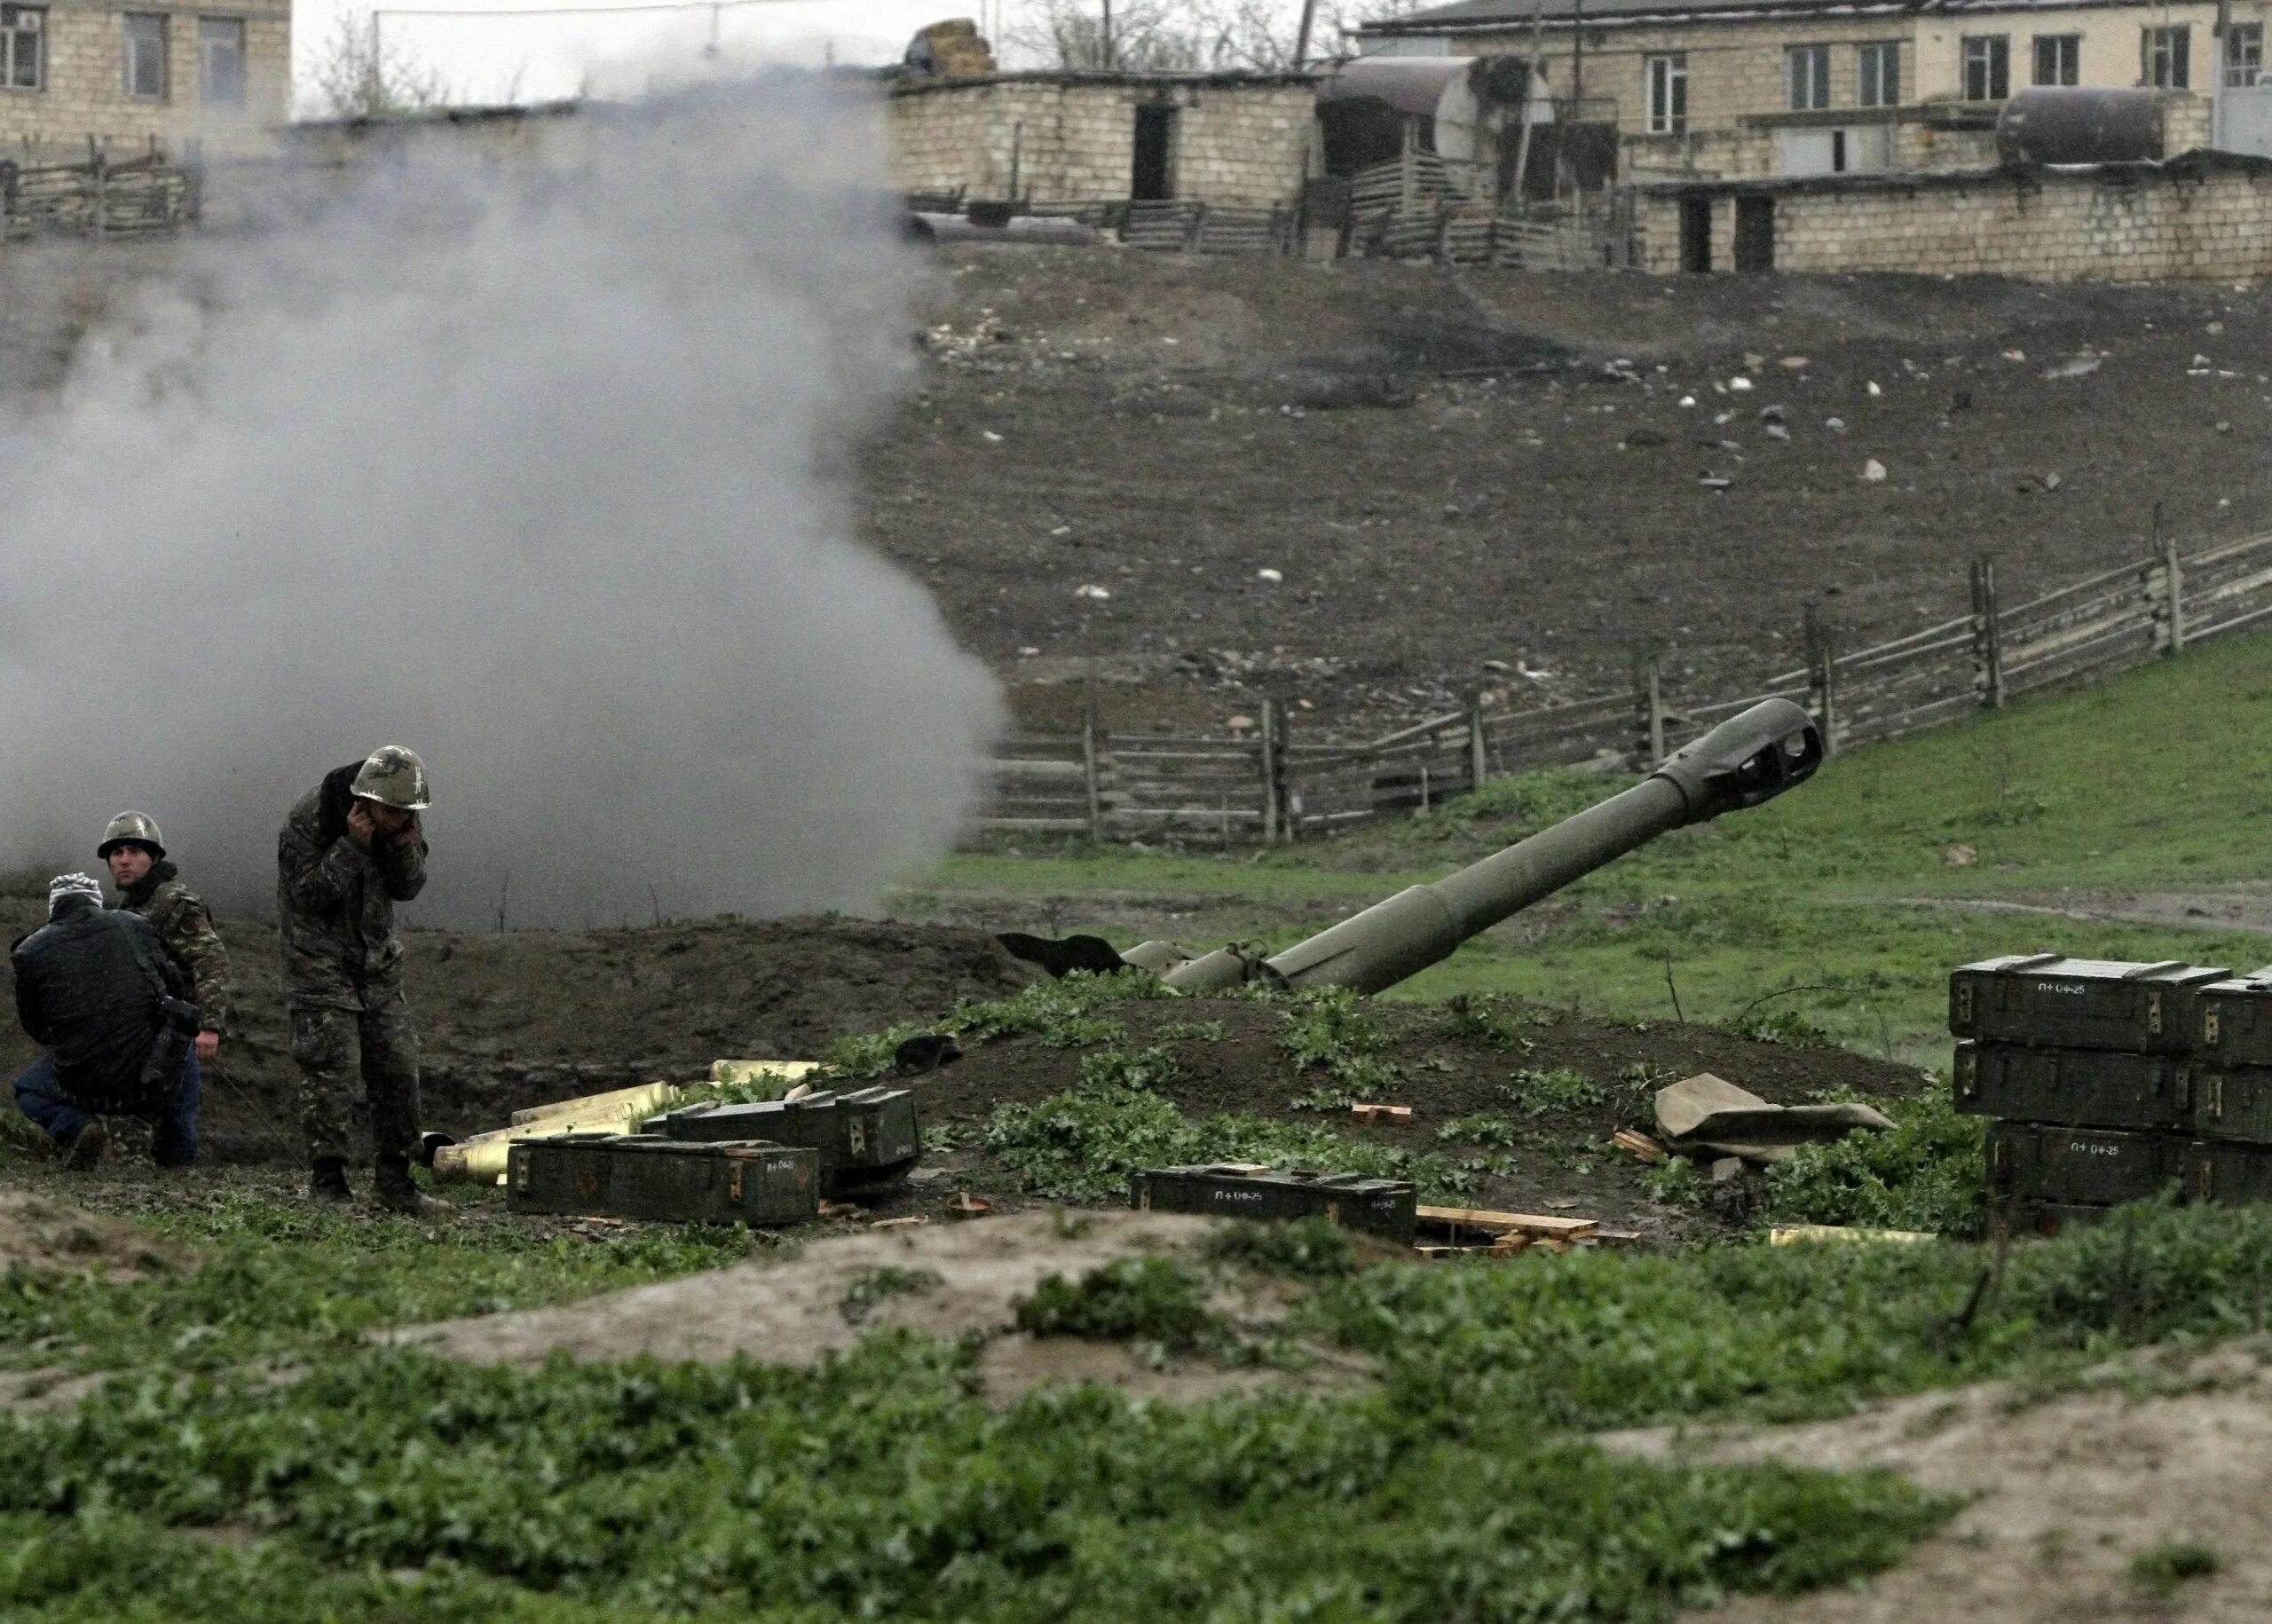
[1277,987,1407,1097]
[2128,1541,2221,1596]
[1763,1094,1988,1238]
[0,1192,753,1376]
[982,1082,1477,1204]
[1506,1066,1609,1116]
[1013,1257,1227,1354]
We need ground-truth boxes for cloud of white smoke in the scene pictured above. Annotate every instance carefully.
[0,75,1003,929]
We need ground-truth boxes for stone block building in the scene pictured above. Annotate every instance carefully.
[1354,0,2252,182]
[1633,148,2272,279]
[888,71,1319,208]
[0,0,288,162]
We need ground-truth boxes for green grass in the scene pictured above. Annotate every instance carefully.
[0,1189,756,1376]
[2128,1540,2221,1596]
[13,1198,2272,1620]
[904,629,2272,1063]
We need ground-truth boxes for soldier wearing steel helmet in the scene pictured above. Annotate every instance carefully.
[275,746,442,1213]
[97,811,232,1068]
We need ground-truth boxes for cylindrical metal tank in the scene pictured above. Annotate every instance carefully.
[1997,89,2166,168]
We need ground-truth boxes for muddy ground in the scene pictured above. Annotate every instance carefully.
[1608,1341,2272,1622]
[11,239,2270,740]
[3,899,1920,1237]
[875,248,2272,737]
[0,896,1039,1163]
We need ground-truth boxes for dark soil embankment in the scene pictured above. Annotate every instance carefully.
[1,901,1921,1236]
[906,994,1921,1239]
[0,899,1037,1163]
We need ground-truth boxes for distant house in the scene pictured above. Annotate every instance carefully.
[0,0,288,162]
[1351,0,2268,181]
[887,70,1320,209]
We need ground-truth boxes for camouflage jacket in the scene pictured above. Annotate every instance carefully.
[114,861,233,1035]
[275,762,429,1010]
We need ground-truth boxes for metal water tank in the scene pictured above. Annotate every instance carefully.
[1996,88,2166,167]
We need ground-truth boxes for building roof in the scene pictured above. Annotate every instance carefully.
[1362,0,2193,34]
[887,68,1321,98]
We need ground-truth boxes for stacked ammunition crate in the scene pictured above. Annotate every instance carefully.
[1951,954,2272,1230]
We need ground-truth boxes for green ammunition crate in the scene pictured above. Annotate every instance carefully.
[645,1087,920,1186]
[1952,1043,2189,1131]
[505,1131,620,1216]
[2183,1139,2272,1202]
[2189,1065,2272,1144]
[602,1137,818,1226]
[1986,1197,2116,1236]
[1985,1122,2186,1207]
[1949,956,2228,1052]
[2193,977,2272,1068]
[1131,1164,1416,1245]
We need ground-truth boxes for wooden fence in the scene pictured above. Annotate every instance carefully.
[974,529,2272,846]
[0,149,197,241]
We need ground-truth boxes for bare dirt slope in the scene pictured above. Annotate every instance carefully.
[0,897,1038,1163]
[873,248,2272,735]
[385,1207,1349,1407]
[12,238,2266,738]
[1605,1343,2272,1621]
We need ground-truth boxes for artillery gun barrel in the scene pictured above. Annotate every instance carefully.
[1159,698,1822,997]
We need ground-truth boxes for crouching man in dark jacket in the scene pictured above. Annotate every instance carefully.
[10,872,202,1170]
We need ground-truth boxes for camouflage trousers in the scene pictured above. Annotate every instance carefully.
[289,997,422,1164]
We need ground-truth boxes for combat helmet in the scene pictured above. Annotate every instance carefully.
[96,810,166,861]
[351,745,431,811]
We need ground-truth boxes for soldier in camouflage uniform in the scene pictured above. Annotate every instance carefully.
[98,812,231,1066]
[276,745,445,1213]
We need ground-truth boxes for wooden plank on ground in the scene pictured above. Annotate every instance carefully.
[1416,1205,1599,1240]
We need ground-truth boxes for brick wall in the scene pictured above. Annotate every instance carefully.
[888,75,1314,207]
[1637,159,2272,280]
[0,0,288,162]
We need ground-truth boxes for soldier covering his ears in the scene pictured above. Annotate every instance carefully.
[275,745,445,1213]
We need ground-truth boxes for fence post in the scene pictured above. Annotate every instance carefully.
[1080,700,1103,843]
[1804,601,1839,756]
[1258,698,1280,844]
[1465,691,1489,792]
[1632,648,1666,767]
[1970,555,2006,710]
[2162,530,2186,656]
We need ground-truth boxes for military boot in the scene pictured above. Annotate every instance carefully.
[311,1157,353,1203]
[59,1118,107,1171]
[373,1154,452,1215]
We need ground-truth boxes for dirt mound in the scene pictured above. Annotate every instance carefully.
[0,900,1038,1163]
[0,1189,191,1280]
[388,1208,1329,1406]
[906,994,1922,1240]
[1605,1341,2272,1621]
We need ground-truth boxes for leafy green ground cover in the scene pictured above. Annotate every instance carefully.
[915,629,2272,1064]
[10,1195,2272,1621]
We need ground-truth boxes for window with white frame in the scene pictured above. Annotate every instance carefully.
[123,12,167,99]
[1646,52,1687,135]
[199,16,245,106]
[2032,35,2079,86]
[2143,24,2190,89]
[1787,43,1830,109]
[2229,23,2264,85]
[0,4,43,91]
[1961,34,2009,100]
[1856,41,1898,106]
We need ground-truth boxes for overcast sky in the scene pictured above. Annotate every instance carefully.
[293,0,1299,111]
